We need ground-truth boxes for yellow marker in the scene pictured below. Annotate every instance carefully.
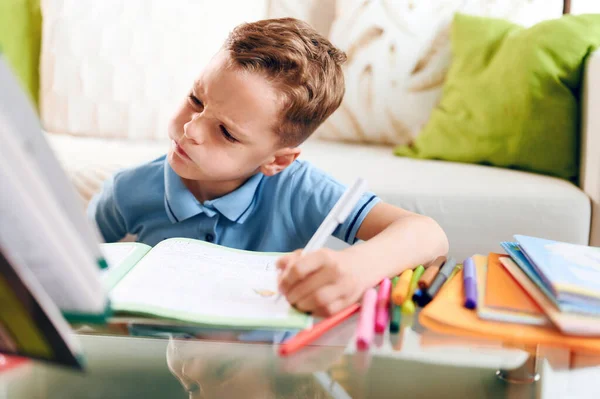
[446,263,463,285]
[391,269,413,305]
[401,265,425,314]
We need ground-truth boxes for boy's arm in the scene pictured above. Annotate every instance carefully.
[347,202,449,288]
[87,175,128,243]
[277,202,448,316]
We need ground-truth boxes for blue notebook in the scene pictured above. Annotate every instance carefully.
[501,237,600,316]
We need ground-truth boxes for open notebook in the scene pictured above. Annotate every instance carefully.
[101,239,311,330]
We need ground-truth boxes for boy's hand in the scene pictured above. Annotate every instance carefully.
[276,248,366,317]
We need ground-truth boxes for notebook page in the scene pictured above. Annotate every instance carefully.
[110,239,299,322]
[100,243,152,289]
[101,244,137,271]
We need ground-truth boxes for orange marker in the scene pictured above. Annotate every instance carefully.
[278,303,360,356]
[392,269,413,305]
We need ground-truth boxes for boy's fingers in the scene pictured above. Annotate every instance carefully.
[276,250,303,285]
[286,267,335,305]
[315,298,348,318]
[276,249,302,270]
[295,284,339,314]
[278,250,331,293]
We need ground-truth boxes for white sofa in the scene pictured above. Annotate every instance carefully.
[47,49,599,260]
[40,1,599,261]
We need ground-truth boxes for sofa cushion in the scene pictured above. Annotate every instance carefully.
[47,134,591,260]
[395,13,600,181]
[319,0,563,145]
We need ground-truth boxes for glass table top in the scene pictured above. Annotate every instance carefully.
[2,313,600,399]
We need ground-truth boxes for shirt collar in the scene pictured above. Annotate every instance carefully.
[164,159,263,224]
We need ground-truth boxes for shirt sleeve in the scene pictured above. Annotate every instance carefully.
[87,173,128,243]
[289,163,381,246]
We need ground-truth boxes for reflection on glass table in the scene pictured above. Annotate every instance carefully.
[4,310,600,398]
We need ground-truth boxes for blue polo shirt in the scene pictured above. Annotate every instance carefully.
[88,155,380,252]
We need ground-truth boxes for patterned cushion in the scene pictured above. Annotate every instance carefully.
[319,0,563,145]
[268,0,336,37]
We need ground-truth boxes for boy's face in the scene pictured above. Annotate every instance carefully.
[167,51,296,183]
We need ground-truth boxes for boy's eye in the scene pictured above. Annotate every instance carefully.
[188,94,203,109]
[220,126,237,143]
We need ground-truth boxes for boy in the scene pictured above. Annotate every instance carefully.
[89,18,448,317]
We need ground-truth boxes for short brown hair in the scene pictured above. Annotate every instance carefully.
[223,18,347,146]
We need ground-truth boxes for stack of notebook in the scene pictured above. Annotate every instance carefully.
[499,235,600,335]
[419,235,600,352]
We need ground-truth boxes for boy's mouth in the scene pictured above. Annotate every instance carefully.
[172,139,192,161]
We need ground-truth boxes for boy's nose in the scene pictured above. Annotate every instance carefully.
[183,119,204,144]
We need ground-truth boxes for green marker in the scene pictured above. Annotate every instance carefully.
[402,265,425,315]
[390,276,401,332]
[390,304,402,332]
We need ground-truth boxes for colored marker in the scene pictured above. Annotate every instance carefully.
[422,258,457,305]
[389,304,402,333]
[463,257,478,309]
[356,288,377,351]
[389,277,401,333]
[278,303,360,356]
[412,288,423,304]
[401,265,424,314]
[375,278,391,333]
[391,269,413,305]
[391,276,399,290]
[418,256,446,290]
[447,263,463,283]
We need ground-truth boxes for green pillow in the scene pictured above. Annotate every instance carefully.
[395,13,600,180]
[0,0,42,105]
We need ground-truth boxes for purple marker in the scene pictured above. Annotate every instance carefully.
[463,257,478,309]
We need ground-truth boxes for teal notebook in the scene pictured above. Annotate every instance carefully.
[101,238,311,330]
[501,237,600,316]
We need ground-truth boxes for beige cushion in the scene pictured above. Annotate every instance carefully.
[320,0,564,145]
[48,134,590,260]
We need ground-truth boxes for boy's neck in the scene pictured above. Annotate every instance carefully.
[181,176,251,203]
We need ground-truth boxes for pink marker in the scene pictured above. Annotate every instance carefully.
[374,278,392,333]
[356,288,377,351]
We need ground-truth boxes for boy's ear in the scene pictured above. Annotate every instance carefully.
[260,147,301,176]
